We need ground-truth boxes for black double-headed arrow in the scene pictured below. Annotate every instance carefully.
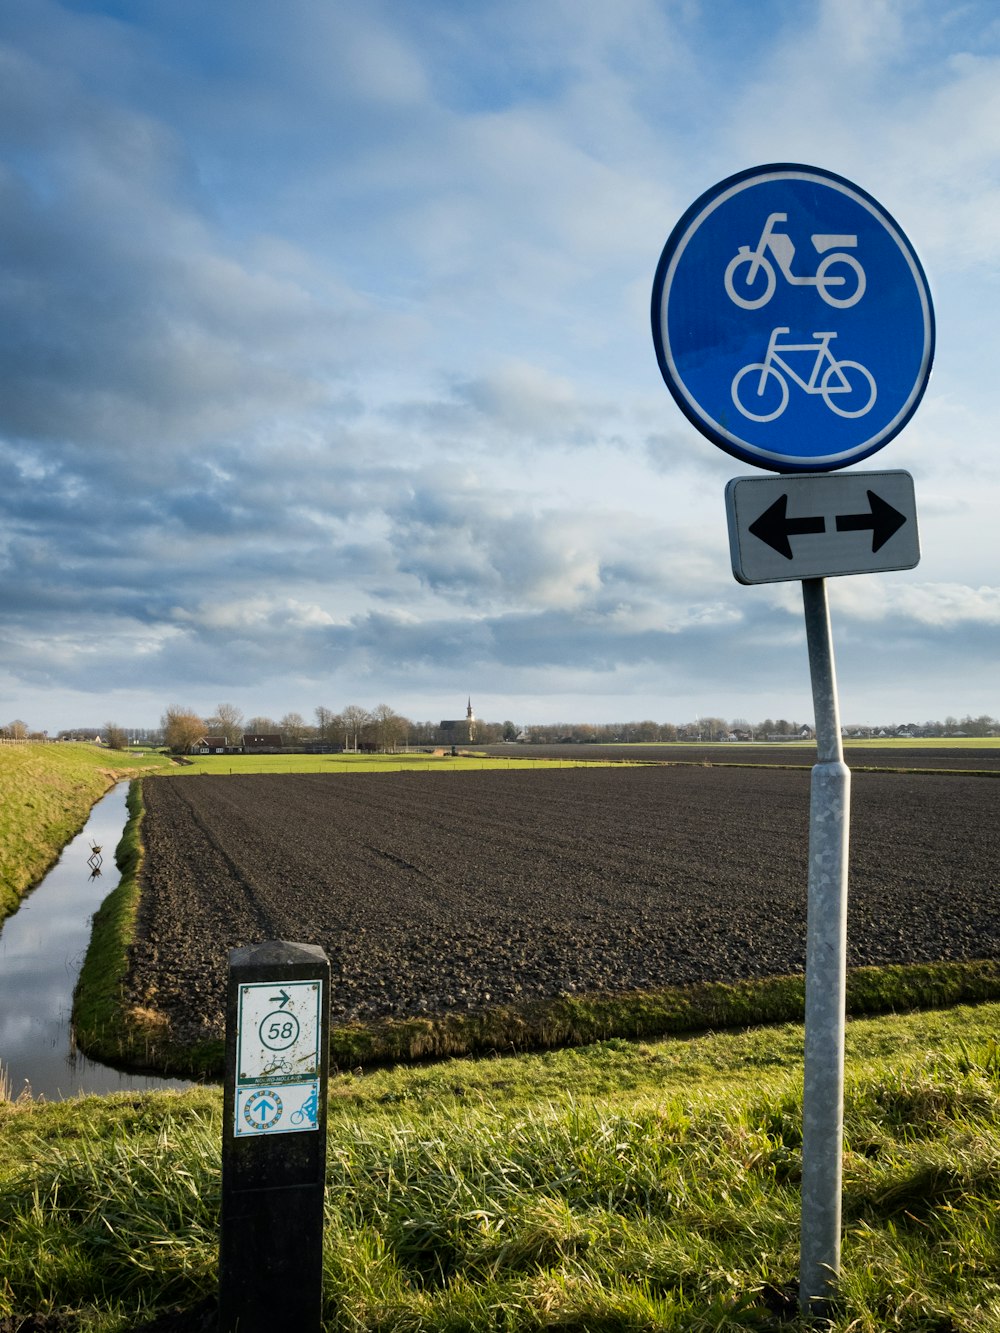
[749,489,907,560]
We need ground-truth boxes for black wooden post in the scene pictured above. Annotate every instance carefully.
[220,940,330,1332]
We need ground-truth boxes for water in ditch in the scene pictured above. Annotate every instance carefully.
[0,782,196,1100]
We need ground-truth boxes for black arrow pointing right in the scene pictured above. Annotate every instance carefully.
[748,493,826,559]
[835,490,907,552]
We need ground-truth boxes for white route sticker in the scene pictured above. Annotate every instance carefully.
[237,980,322,1084]
[235,1080,321,1136]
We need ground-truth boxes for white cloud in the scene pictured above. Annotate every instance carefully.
[833,580,1000,627]
[0,0,998,730]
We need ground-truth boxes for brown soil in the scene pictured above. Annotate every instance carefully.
[125,766,1000,1050]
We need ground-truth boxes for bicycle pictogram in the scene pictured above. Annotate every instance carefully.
[724,212,866,310]
[731,327,876,422]
[290,1086,319,1126]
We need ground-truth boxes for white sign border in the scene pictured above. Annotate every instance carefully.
[653,164,935,472]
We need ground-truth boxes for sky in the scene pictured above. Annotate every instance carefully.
[1,0,999,733]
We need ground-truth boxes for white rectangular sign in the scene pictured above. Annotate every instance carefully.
[725,470,920,585]
[235,1080,321,1137]
[235,979,323,1135]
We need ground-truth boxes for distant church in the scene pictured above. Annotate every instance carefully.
[438,698,477,745]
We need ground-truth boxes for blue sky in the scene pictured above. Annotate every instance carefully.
[1,0,998,732]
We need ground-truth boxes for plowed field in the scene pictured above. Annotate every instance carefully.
[128,767,1000,1049]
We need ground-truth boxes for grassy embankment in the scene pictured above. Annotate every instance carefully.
[74,758,1000,1080]
[5,1004,1000,1330]
[0,743,171,926]
[72,780,230,1079]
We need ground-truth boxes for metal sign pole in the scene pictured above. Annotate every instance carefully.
[799,577,851,1312]
[651,163,932,1314]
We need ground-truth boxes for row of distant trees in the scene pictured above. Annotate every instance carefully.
[518,714,1000,743]
[8,709,999,750]
[155,704,520,754]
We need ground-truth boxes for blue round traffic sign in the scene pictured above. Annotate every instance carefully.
[651,164,934,473]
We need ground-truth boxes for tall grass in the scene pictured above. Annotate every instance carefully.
[5,1004,1000,1329]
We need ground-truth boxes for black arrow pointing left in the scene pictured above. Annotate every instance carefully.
[835,490,907,552]
[748,493,826,559]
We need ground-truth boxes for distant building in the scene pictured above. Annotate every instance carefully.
[192,735,228,755]
[242,733,284,753]
[438,698,477,746]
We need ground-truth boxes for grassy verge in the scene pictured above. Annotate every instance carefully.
[322,958,1000,1071]
[5,1003,1000,1329]
[0,743,172,925]
[73,780,223,1079]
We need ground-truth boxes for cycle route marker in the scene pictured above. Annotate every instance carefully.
[234,975,323,1135]
[651,162,934,472]
[221,940,330,1332]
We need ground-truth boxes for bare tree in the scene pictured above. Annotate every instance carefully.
[279,712,308,741]
[340,704,369,752]
[370,703,408,752]
[212,703,244,747]
[246,716,279,735]
[314,706,336,741]
[161,706,206,754]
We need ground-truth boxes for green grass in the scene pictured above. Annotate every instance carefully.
[12,742,1000,1327]
[6,1004,1000,1329]
[0,743,172,925]
[73,781,224,1079]
[170,751,625,776]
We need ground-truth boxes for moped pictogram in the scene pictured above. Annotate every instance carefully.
[724,212,866,309]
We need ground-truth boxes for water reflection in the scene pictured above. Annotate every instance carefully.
[0,783,196,1101]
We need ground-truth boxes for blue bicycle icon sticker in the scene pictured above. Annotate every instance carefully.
[732,327,876,422]
[290,1086,319,1127]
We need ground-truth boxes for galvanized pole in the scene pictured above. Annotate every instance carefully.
[799,577,851,1313]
